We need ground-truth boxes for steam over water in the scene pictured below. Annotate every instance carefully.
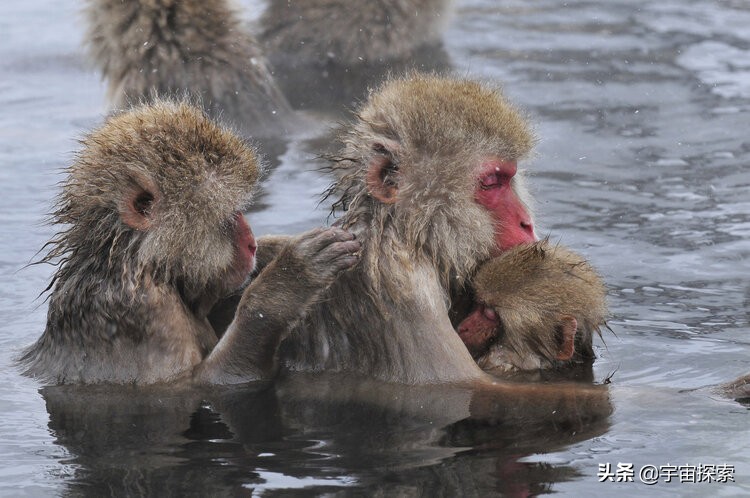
[0,0,748,495]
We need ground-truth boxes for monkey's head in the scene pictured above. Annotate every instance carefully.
[331,74,537,283]
[52,101,261,302]
[458,242,608,372]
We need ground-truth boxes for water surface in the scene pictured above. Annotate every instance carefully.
[1,0,748,496]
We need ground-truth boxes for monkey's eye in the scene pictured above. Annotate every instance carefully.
[479,172,509,190]
[481,304,498,322]
[372,143,390,155]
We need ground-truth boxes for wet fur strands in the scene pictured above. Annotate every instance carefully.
[20,101,260,384]
[85,0,291,135]
[279,74,537,383]
[472,241,608,373]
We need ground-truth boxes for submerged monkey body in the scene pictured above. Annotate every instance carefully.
[85,0,291,134]
[271,75,540,384]
[22,101,360,385]
[282,251,481,383]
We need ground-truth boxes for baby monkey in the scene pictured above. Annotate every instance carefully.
[458,241,608,374]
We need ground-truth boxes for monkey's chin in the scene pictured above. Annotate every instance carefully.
[236,271,254,292]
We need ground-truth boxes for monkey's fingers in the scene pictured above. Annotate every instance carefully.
[319,240,361,273]
[296,226,355,251]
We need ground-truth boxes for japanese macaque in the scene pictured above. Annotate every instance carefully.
[259,0,454,109]
[19,101,359,385]
[261,0,452,66]
[84,0,291,134]
[244,74,611,419]
[457,241,608,376]
[720,373,750,401]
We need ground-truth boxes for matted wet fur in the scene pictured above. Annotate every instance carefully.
[276,74,543,383]
[85,0,291,134]
[469,241,608,374]
[20,100,360,385]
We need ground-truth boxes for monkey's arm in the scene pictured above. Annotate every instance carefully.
[207,234,294,337]
[194,227,359,384]
[255,234,293,274]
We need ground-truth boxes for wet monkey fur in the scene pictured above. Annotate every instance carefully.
[260,75,598,385]
[20,101,359,385]
[232,75,612,424]
[84,0,291,134]
[458,241,608,374]
[259,0,454,109]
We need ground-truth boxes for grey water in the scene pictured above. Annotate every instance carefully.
[1,0,749,496]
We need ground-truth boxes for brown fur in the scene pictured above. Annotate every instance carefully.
[261,0,453,66]
[20,101,359,385]
[85,0,291,135]
[471,241,608,373]
[274,75,546,383]
[258,0,454,110]
[209,75,611,423]
[719,373,750,401]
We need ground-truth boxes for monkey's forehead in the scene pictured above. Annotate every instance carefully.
[69,100,261,205]
[359,75,536,160]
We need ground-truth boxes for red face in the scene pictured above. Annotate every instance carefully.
[474,158,536,254]
[457,304,500,359]
[226,212,257,290]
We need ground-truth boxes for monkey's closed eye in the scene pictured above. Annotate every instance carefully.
[479,172,507,190]
[372,143,391,156]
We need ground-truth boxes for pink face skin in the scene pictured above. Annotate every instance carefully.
[459,157,536,361]
[474,158,536,254]
[457,304,499,359]
[226,212,257,291]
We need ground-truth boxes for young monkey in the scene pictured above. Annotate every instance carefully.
[458,241,608,375]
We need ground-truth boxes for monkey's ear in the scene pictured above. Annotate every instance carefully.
[366,141,399,204]
[120,180,160,230]
[555,314,578,361]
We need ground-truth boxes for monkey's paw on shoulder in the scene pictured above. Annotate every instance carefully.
[267,226,361,290]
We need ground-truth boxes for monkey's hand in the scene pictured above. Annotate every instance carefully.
[279,226,361,288]
[254,234,294,276]
[195,227,359,384]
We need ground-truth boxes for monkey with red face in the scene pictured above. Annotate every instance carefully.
[252,75,606,391]
[458,241,609,376]
[225,75,612,426]
[20,100,359,385]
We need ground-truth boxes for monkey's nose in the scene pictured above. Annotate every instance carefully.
[520,220,534,237]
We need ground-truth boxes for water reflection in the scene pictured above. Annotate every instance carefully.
[43,373,610,496]
[3,0,750,495]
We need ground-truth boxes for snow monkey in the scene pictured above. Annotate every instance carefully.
[20,100,359,385]
[85,0,291,135]
[458,241,608,375]
[250,75,597,382]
